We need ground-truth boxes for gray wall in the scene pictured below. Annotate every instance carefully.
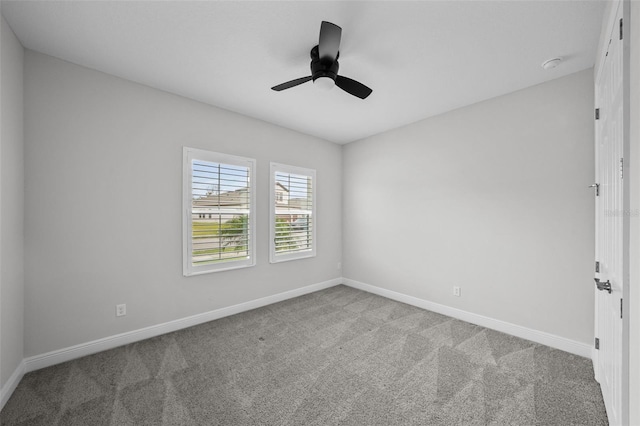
[343,69,595,344]
[18,48,597,360]
[24,51,342,357]
[0,16,24,387]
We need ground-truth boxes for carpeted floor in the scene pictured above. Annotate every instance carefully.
[1,285,608,425]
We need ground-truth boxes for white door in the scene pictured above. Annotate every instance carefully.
[594,3,624,424]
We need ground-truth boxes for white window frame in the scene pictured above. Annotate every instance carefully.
[183,147,256,276]
[269,162,316,263]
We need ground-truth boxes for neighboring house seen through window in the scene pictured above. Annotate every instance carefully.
[270,163,316,263]
[183,147,256,275]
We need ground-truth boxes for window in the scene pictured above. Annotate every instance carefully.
[183,147,256,275]
[270,163,316,263]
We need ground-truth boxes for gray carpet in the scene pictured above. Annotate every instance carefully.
[1,285,608,425]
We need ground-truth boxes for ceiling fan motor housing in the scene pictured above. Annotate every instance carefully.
[310,45,339,82]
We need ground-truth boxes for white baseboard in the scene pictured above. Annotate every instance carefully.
[13,275,590,407]
[343,278,592,358]
[24,278,342,373]
[0,360,25,411]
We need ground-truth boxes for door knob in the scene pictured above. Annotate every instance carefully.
[589,183,600,196]
[594,278,612,293]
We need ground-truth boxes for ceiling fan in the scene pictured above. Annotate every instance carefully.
[271,21,373,99]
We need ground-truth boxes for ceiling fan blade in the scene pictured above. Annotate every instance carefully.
[318,21,342,61]
[271,76,313,91]
[335,76,372,99]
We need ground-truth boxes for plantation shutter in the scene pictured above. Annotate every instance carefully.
[183,148,255,275]
[270,163,316,263]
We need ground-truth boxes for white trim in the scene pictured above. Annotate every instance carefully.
[0,360,25,411]
[269,162,316,263]
[24,278,342,373]
[182,147,257,276]
[14,276,594,397]
[343,278,592,358]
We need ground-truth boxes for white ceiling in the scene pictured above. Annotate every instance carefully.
[1,1,606,144]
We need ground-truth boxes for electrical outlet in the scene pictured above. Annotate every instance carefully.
[453,286,461,297]
[116,304,126,317]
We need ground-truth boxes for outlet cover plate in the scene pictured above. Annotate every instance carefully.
[116,304,126,317]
